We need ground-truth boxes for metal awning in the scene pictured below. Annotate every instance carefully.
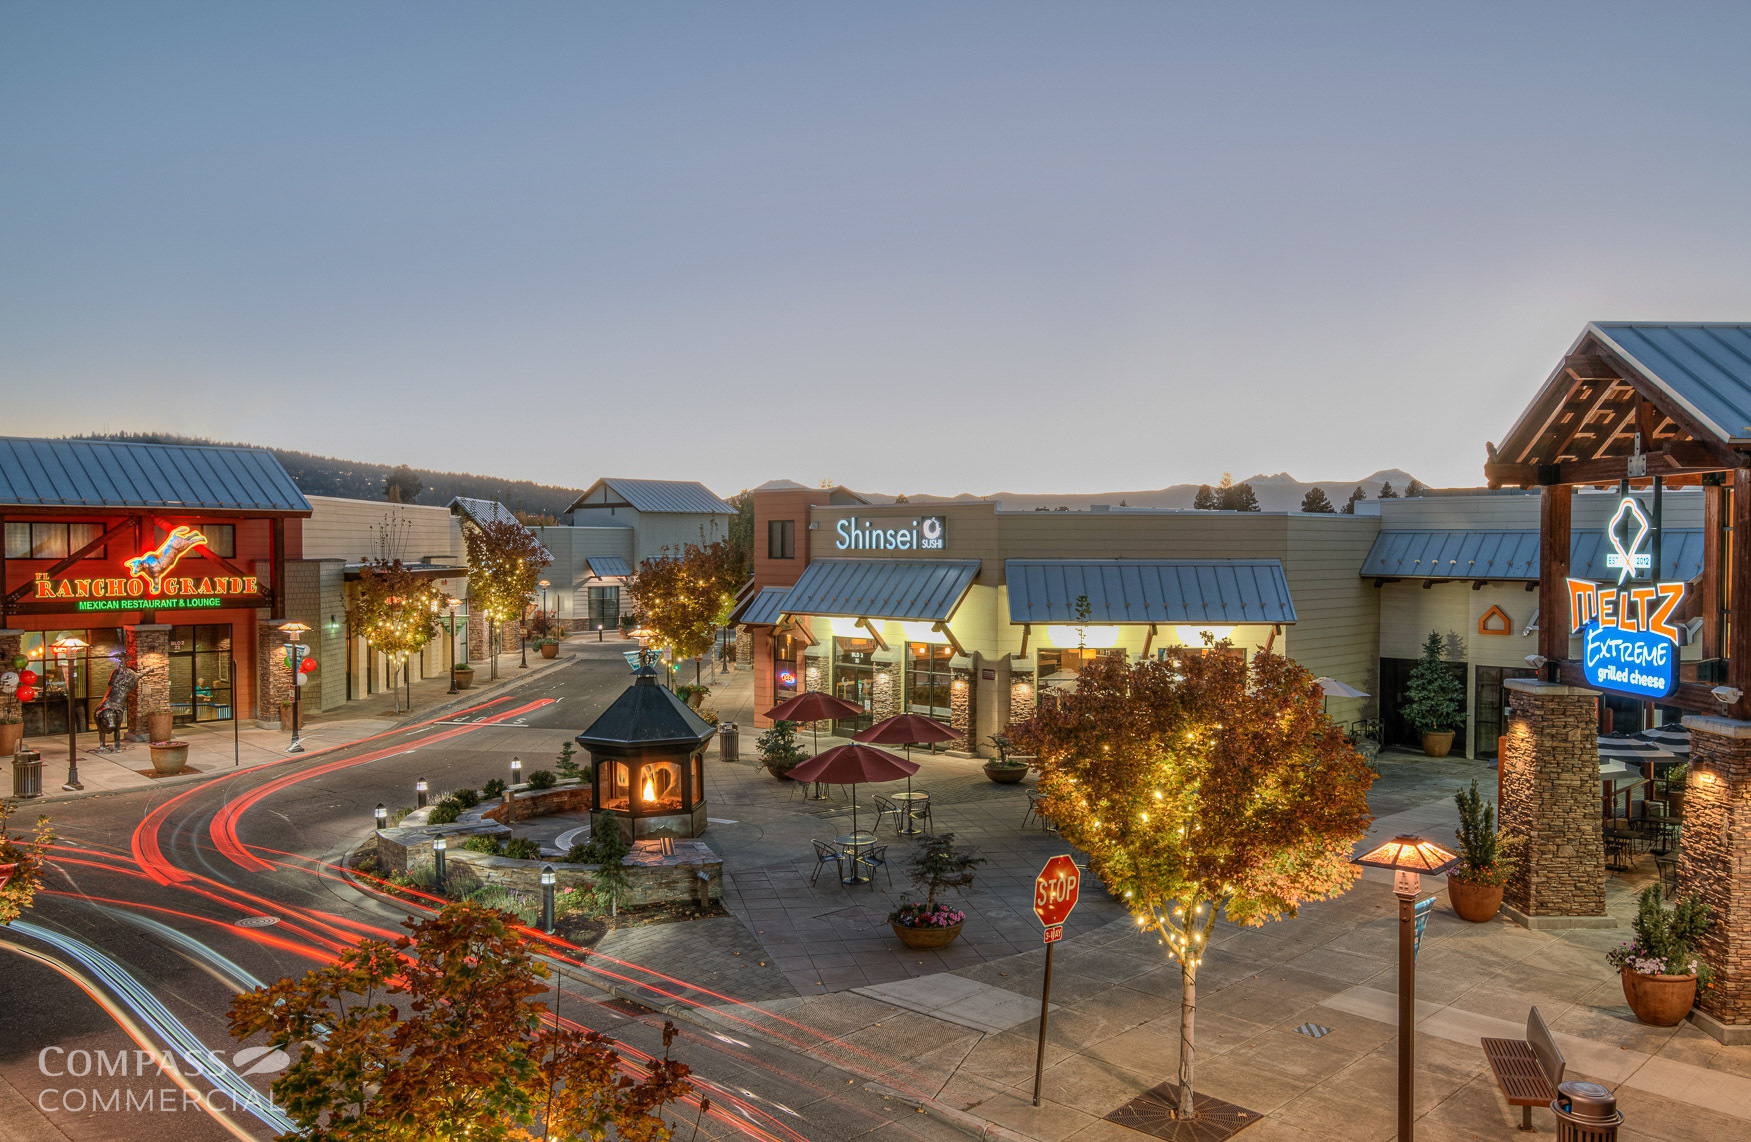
[1361,529,1702,582]
[586,555,632,579]
[780,558,980,622]
[730,586,790,627]
[1005,559,1296,624]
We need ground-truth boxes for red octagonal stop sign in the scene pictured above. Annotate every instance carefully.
[1033,855,1081,931]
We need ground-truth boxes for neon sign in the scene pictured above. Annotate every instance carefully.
[1568,496,1683,698]
[29,525,259,607]
[125,526,207,592]
[835,516,946,552]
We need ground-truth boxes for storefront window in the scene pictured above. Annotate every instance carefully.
[1038,647,1124,687]
[5,522,107,560]
[907,642,954,720]
[168,623,234,725]
[833,636,878,733]
[588,586,619,630]
[773,633,801,701]
[15,627,124,735]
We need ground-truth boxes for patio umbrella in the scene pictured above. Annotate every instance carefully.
[855,713,957,798]
[765,691,866,755]
[1313,677,1369,699]
[788,743,920,840]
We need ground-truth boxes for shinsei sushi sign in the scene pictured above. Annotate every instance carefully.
[22,526,264,613]
[1568,497,1685,699]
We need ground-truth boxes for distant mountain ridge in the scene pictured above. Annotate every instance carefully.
[66,433,585,518]
[862,469,1420,512]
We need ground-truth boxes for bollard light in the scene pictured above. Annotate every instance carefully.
[374,803,387,829]
[541,864,556,933]
[433,835,448,893]
[510,756,522,783]
[415,778,428,808]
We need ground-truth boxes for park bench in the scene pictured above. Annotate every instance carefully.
[1480,1006,1565,1132]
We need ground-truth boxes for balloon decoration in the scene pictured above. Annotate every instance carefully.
[299,658,317,673]
[18,670,37,687]
[11,656,25,670]
[15,687,37,703]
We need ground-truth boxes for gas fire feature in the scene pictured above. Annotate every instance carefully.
[574,663,715,841]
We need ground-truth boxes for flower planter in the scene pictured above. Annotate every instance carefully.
[891,920,963,949]
[1420,731,1454,758]
[0,722,22,757]
[540,643,559,659]
[1621,968,1697,1026]
[983,763,1027,784]
[146,710,174,743]
[763,761,797,781]
[149,741,189,774]
[1446,874,1504,923]
[451,668,474,691]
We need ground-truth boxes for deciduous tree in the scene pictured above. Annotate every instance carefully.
[465,518,552,680]
[1300,487,1335,513]
[626,542,739,684]
[229,903,691,1142]
[1009,650,1374,1120]
[0,800,53,926]
[350,560,448,713]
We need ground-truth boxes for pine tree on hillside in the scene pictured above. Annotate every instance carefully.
[1378,481,1399,499]
[1192,485,1218,510]
[384,465,423,504]
[1225,482,1261,511]
[1300,487,1335,513]
[1340,486,1367,515]
[1405,478,1426,497]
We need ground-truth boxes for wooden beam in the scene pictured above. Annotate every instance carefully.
[1538,381,1622,464]
[2,517,136,606]
[854,617,887,651]
[1018,623,1030,657]
[1584,401,1641,460]
[1590,339,1744,468]
[1486,449,1740,488]
[932,621,966,659]
[1538,486,1572,674]
[1563,354,1617,380]
[1141,622,1157,659]
[1703,482,1724,660]
[1496,372,1583,466]
[270,517,286,620]
[1729,469,1751,721]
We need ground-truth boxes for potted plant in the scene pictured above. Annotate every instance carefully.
[890,833,984,949]
[676,684,710,709]
[148,740,190,774]
[756,720,804,779]
[619,614,637,640]
[0,713,21,757]
[1403,631,1466,757]
[1608,885,1711,1026]
[539,637,560,660]
[1447,780,1519,922]
[981,733,1028,783]
[451,662,474,690]
[146,708,174,744]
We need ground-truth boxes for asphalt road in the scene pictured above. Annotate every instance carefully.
[1,646,962,1142]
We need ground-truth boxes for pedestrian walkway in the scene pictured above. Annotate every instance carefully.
[8,639,588,804]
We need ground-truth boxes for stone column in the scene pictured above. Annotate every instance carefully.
[127,625,171,741]
[256,620,295,726]
[1679,715,1751,1043]
[871,656,902,722]
[467,612,487,663]
[734,628,753,670]
[1498,678,1611,928]
[950,665,976,754]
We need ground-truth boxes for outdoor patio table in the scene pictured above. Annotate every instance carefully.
[834,833,878,885]
[890,791,930,836]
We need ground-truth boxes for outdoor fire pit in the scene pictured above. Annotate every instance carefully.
[575,663,715,841]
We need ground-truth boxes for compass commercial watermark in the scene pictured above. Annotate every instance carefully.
[35,1045,288,1114]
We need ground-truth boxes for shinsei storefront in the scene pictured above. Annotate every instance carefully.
[0,438,313,744]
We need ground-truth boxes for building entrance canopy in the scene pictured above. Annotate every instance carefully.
[1005,559,1296,625]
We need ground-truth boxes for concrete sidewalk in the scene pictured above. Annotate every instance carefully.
[8,638,595,805]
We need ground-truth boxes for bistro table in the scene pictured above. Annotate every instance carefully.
[890,791,930,836]
[834,832,878,885]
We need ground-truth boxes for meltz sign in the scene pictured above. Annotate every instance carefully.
[834,515,946,552]
[1567,497,1684,699]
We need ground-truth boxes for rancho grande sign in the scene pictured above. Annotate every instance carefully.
[15,526,264,614]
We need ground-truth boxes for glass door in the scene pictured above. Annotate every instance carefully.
[168,623,233,725]
[1473,665,1534,760]
[906,643,954,721]
[832,636,877,733]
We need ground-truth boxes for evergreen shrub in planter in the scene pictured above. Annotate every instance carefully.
[1609,886,1712,1026]
[1403,631,1466,757]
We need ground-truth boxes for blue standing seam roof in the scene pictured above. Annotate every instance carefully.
[1591,323,1751,445]
[731,586,791,626]
[779,559,979,622]
[567,478,735,516]
[1360,529,1704,582]
[1005,559,1296,625]
[0,437,310,512]
[586,555,631,579]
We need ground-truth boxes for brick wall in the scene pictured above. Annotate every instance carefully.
[1681,716,1751,1027]
[1499,679,1606,919]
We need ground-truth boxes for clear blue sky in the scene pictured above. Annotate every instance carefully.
[5,3,1750,497]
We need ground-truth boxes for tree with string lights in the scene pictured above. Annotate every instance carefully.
[1008,647,1374,1122]
[625,541,738,685]
[350,560,449,713]
[464,518,551,681]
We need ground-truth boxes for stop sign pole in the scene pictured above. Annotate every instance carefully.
[1032,854,1080,1107]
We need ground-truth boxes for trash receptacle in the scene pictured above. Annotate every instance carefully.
[1552,1081,1620,1142]
[12,748,42,799]
[719,722,739,762]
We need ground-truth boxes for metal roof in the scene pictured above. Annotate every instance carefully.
[730,586,790,626]
[566,478,734,516]
[1361,529,1703,582]
[1006,559,1296,625]
[1591,323,1751,444]
[448,496,519,527]
[585,555,631,579]
[0,437,310,513]
[781,558,980,622]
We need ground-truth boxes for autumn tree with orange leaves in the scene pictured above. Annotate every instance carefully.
[1009,646,1374,1122]
[230,903,691,1141]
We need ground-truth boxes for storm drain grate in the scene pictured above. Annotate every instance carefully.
[235,916,280,928]
[1293,1022,1331,1039]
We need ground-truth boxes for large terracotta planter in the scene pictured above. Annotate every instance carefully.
[149,741,189,774]
[1446,874,1504,923]
[146,710,174,743]
[452,668,474,691]
[983,763,1027,784]
[0,722,22,757]
[1421,731,1455,758]
[764,760,797,781]
[1621,968,1697,1026]
[540,643,559,659]
[891,920,964,949]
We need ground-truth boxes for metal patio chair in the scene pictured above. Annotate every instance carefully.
[810,838,848,886]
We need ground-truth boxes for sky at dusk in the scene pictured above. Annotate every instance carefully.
[5,3,1751,498]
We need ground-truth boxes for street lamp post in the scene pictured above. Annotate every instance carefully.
[443,597,460,694]
[541,864,556,933]
[50,636,88,791]
[278,621,313,754]
[518,608,529,669]
[539,579,550,617]
[1355,834,1458,1142]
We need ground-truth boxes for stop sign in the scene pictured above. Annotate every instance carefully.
[1033,855,1081,931]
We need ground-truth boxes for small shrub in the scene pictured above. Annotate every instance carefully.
[462,835,504,855]
[554,884,590,917]
[390,807,414,827]
[555,741,581,780]
[503,837,541,861]
[563,843,591,865]
[481,778,506,798]
[428,801,462,825]
[450,788,481,809]
[467,886,540,925]
[1608,885,1713,983]
[526,769,556,790]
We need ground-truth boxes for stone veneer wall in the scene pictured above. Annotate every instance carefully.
[1499,679,1606,920]
[950,666,976,753]
[128,625,171,740]
[467,613,487,661]
[1008,670,1035,727]
[1681,716,1751,1028]
[255,619,296,724]
[734,628,752,667]
[871,658,902,722]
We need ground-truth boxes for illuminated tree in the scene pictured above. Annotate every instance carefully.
[1009,650,1374,1121]
[350,560,448,713]
[725,490,754,586]
[230,903,691,1141]
[465,518,552,680]
[0,800,54,926]
[626,541,738,684]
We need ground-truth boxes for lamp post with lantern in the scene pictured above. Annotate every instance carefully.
[443,596,461,693]
[278,621,313,753]
[49,635,87,791]
[1354,834,1458,1142]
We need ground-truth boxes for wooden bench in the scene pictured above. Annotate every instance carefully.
[1481,1006,1565,1132]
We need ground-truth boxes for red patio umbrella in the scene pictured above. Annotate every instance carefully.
[855,713,957,798]
[765,691,867,756]
[788,743,920,840]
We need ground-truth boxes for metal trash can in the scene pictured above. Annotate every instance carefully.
[1551,1081,1620,1142]
[12,748,42,799]
[719,722,739,762]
